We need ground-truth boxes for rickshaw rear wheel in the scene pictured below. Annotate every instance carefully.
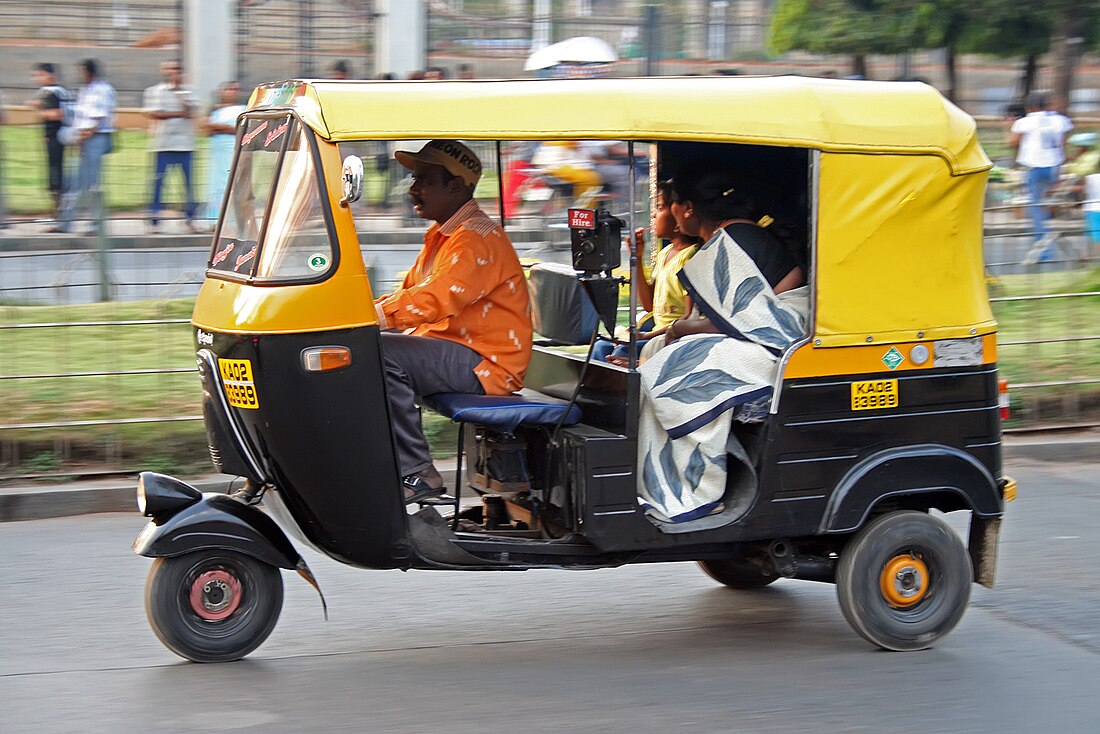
[697,556,779,589]
[145,549,284,663]
[836,510,971,652]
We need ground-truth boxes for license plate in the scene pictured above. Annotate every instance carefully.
[850,379,898,411]
[218,358,260,410]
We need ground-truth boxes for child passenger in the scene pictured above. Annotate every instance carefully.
[595,179,702,363]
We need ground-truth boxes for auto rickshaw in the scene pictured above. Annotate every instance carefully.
[132,76,1015,662]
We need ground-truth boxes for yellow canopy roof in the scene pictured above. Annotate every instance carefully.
[250,76,990,175]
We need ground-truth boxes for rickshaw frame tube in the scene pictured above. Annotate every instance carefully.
[820,444,1003,534]
[133,491,304,571]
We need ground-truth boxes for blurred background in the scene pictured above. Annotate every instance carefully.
[1,0,1098,483]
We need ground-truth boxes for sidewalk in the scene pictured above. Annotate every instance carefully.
[0,458,459,523]
[1,432,1096,523]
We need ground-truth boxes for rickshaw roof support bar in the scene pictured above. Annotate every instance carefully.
[496,140,505,228]
[627,141,639,371]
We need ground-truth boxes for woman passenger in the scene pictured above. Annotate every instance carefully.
[661,170,804,344]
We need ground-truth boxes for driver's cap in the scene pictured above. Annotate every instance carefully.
[395,140,482,187]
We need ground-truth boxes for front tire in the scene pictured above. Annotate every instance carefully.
[836,510,972,652]
[145,550,283,663]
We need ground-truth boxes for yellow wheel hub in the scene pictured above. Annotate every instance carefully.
[880,554,930,608]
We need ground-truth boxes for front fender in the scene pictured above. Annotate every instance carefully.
[133,493,303,570]
[820,444,1004,534]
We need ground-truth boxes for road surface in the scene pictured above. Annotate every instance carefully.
[1,458,1098,733]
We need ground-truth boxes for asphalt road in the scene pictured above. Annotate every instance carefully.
[2,458,1098,733]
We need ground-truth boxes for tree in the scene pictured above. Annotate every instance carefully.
[955,0,1100,111]
[952,0,1052,102]
[770,1,944,79]
[1047,0,1100,112]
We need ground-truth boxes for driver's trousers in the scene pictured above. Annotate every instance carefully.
[379,332,484,477]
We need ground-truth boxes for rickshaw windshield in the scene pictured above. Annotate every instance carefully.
[208,114,335,282]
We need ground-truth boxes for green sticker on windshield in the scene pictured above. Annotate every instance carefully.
[307,253,329,272]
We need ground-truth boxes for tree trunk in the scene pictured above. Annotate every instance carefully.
[1050,10,1086,114]
[1018,55,1038,101]
[944,45,957,103]
[851,54,867,79]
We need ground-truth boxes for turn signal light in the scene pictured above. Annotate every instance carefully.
[301,346,352,372]
[998,379,1010,420]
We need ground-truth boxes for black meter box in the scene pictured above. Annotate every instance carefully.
[568,208,623,274]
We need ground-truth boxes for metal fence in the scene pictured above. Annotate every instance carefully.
[0,0,182,47]
[1,196,1097,481]
[235,0,376,87]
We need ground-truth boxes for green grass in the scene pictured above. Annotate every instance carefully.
[2,127,204,215]
[0,296,457,477]
[3,273,1092,426]
[990,267,1100,388]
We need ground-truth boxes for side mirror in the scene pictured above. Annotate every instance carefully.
[340,155,364,206]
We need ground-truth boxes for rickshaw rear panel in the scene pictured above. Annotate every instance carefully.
[518,338,1003,555]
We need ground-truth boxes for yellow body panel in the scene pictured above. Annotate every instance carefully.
[192,135,378,334]
[783,335,997,380]
[249,77,991,175]
[814,153,995,347]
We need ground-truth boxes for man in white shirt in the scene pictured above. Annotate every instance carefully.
[143,59,197,232]
[53,59,117,234]
[1010,92,1074,249]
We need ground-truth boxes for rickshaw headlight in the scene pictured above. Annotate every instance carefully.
[136,471,202,517]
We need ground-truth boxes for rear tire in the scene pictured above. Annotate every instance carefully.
[145,549,283,663]
[836,510,971,652]
[697,556,779,589]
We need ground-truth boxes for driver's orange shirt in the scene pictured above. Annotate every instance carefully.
[375,200,532,395]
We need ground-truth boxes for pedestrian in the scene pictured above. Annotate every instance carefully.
[53,59,117,234]
[28,63,71,220]
[201,81,246,224]
[1010,91,1074,255]
[329,60,351,80]
[1067,132,1100,251]
[143,59,198,233]
[457,63,475,80]
[423,66,448,80]
[0,91,7,229]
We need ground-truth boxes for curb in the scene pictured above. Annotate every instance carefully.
[1,441,1096,524]
[0,466,458,523]
[1002,433,1100,464]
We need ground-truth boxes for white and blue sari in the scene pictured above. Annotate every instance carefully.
[637,227,808,525]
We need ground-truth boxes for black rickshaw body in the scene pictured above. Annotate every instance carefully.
[133,77,1013,659]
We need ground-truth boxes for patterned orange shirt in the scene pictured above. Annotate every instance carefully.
[376,200,532,395]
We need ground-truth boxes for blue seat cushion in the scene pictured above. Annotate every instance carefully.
[422,390,582,433]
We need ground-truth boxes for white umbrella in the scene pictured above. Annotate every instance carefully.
[523,36,618,71]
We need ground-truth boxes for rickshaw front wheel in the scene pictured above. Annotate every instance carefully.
[836,510,971,652]
[697,556,779,589]
[145,549,284,663]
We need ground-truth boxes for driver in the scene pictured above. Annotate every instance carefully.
[376,140,532,503]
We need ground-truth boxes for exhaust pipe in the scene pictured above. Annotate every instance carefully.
[768,539,836,583]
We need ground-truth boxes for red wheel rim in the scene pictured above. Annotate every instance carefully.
[189,569,243,621]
